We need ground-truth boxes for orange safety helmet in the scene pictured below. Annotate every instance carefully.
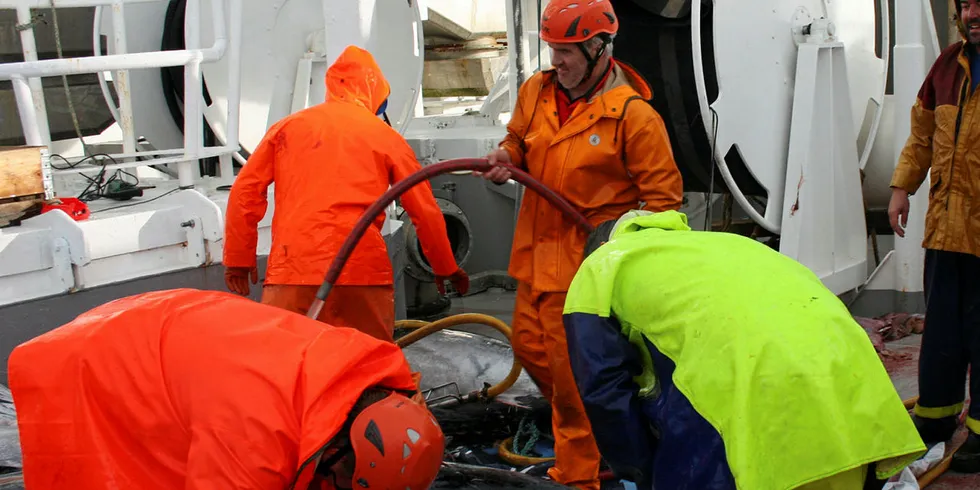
[540,0,619,44]
[349,393,445,490]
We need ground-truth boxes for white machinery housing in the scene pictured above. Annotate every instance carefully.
[0,0,949,318]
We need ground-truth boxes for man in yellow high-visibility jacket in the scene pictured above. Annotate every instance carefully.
[562,210,926,490]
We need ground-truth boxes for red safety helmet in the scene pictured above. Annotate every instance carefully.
[349,393,445,490]
[540,0,619,44]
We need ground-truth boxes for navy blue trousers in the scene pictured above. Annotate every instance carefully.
[917,249,980,430]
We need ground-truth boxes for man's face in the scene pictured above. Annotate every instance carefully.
[548,41,591,89]
[962,0,980,44]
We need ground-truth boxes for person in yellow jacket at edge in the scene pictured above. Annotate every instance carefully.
[562,209,927,490]
[474,1,683,488]
[887,0,980,472]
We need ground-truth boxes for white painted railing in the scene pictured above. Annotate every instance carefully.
[0,0,243,188]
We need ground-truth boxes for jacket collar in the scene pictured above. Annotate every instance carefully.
[540,58,655,119]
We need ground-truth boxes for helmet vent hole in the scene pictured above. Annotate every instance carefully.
[406,428,421,443]
[403,443,412,459]
[364,420,385,455]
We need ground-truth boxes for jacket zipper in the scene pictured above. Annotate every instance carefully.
[948,78,969,211]
[288,444,331,490]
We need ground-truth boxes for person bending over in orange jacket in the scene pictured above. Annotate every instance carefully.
[223,45,468,343]
[473,1,684,489]
[7,289,446,490]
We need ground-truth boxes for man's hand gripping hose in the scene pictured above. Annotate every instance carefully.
[306,157,594,407]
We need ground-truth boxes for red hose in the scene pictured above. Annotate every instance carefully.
[307,158,592,318]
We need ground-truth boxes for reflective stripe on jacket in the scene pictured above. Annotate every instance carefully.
[7,288,418,490]
[562,211,926,490]
[499,60,684,292]
[892,40,980,258]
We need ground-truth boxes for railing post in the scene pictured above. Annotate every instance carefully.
[111,0,137,158]
[15,1,52,147]
[180,0,202,188]
[11,75,44,146]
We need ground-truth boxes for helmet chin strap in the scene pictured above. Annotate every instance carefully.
[566,41,609,99]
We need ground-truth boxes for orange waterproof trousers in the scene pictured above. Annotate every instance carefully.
[512,282,601,490]
[260,284,395,343]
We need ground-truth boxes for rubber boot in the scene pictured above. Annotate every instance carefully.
[912,414,958,444]
[951,432,980,473]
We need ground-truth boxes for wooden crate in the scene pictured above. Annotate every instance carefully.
[0,146,53,205]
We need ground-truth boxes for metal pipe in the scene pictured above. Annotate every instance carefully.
[92,5,123,124]
[11,75,44,146]
[507,0,528,227]
[14,1,52,146]
[51,146,220,160]
[208,0,225,44]
[224,0,242,158]
[510,0,526,88]
[4,0,155,7]
[50,146,239,174]
[111,0,137,158]
[179,0,202,188]
[0,41,226,80]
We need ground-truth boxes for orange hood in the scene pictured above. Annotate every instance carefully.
[8,288,418,490]
[325,45,391,115]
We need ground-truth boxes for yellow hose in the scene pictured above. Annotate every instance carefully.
[904,396,918,410]
[394,313,524,402]
[497,436,556,466]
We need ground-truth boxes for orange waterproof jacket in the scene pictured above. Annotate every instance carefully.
[499,61,684,292]
[224,45,458,286]
[892,40,980,259]
[7,288,418,490]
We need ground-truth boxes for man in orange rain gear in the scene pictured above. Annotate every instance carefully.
[7,288,446,490]
[224,45,468,343]
[473,1,683,488]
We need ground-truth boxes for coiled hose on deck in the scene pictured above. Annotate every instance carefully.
[306,157,593,408]
[394,314,523,408]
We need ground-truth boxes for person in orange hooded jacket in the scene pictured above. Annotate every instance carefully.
[223,45,468,343]
[474,1,684,489]
[7,288,446,490]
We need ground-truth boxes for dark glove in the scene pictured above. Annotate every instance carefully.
[435,267,469,296]
[225,266,258,296]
